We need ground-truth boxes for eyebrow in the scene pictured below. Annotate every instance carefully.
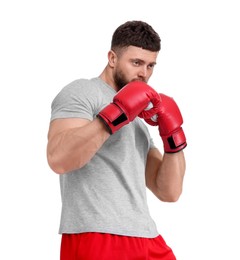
[131,58,157,65]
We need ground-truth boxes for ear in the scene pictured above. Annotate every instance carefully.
[108,50,117,67]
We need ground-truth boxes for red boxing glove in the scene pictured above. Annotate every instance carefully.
[144,93,187,153]
[97,81,160,134]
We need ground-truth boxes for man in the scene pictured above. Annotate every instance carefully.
[47,20,187,259]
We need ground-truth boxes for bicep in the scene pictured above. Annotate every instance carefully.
[47,118,91,141]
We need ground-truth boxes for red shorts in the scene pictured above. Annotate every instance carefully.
[60,232,176,260]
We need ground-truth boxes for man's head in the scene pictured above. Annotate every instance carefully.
[108,21,161,90]
[111,20,161,54]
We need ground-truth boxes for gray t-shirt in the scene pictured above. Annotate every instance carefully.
[50,77,159,238]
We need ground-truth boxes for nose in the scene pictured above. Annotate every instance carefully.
[137,66,148,80]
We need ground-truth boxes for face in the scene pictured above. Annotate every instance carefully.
[112,46,158,90]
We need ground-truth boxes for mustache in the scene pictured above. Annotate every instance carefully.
[130,78,147,83]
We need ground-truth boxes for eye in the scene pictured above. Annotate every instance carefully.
[148,64,155,69]
[132,60,141,66]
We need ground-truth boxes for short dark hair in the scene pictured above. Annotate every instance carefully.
[111,20,161,53]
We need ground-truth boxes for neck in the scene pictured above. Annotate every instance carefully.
[99,65,118,92]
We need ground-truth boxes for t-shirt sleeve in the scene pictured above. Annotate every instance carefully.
[50,79,98,122]
[149,137,157,149]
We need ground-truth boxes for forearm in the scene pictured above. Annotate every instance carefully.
[47,118,110,174]
[156,151,186,202]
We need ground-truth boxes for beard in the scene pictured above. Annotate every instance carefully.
[113,65,131,91]
[113,69,128,91]
[113,67,146,91]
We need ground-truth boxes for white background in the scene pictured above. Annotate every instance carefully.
[1,0,239,259]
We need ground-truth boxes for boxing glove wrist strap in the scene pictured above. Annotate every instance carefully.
[97,103,129,134]
[161,127,187,153]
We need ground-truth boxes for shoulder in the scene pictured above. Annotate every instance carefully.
[61,78,98,94]
[52,78,102,102]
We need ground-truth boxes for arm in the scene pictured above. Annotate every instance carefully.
[47,117,110,174]
[145,148,186,202]
[47,81,160,174]
[143,93,187,201]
